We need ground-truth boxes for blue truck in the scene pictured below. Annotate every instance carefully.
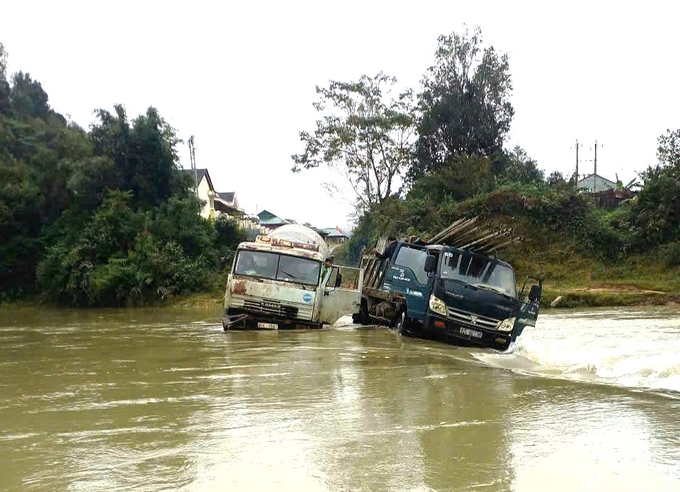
[352,238,542,351]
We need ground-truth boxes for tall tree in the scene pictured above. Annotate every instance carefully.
[632,128,680,244]
[502,145,544,185]
[411,26,514,179]
[0,43,10,115]
[291,72,415,212]
[90,104,186,209]
[10,72,50,119]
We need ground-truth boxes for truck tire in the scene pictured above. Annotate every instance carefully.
[352,299,370,325]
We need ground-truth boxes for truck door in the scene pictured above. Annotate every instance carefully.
[383,244,431,321]
[513,277,542,341]
[319,265,364,326]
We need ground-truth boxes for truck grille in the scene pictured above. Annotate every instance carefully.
[447,306,499,330]
[229,294,313,321]
[244,299,298,318]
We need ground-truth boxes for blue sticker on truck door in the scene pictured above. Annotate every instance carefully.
[302,293,312,303]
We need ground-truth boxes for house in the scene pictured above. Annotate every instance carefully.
[216,192,238,210]
[183,168,241,219]
[587,188,637,209]
[577,173,617,193]
[321,227,349,251]
[257,210,289,232]
[577,172,638,208]
[183,168,216,219]
[214,192,242,217]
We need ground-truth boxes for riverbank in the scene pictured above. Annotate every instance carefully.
[3,281,678,311]
[164,283,680,310]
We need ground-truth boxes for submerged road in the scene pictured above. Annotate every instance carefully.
[1,306,679,491]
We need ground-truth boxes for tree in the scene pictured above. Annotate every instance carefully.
[657,128,680,168]
[501,145,544,185]
[0,43,10,115]
[408,154,495,203]
[291,72,415,212]
[546,170,570,190]
[632,128,680,245]
[10,72,50,119]
[90,105,187,209]
[411,26,514,179]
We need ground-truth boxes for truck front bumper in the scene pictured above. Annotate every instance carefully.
[420,313,512,351]
[222,308,322,331]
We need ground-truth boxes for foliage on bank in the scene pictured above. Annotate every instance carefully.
[316,27,680,302]
[0,43,245,306]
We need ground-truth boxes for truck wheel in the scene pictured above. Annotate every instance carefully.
[352,300,370,325]
[396,311,408,335]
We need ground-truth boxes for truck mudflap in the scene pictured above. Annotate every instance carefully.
[222,309,323,331]
[419,313,513,352]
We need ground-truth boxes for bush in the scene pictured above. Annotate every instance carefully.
[658,241,680,267]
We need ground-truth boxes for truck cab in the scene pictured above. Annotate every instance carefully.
[222,225,363,330]
[355,241,542,351]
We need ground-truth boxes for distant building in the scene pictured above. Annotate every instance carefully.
[183,168,242,219]
[183,168,216,219]
[577,173,638,208]
[587,188,637,209]
[257,210,289,232]
[577,173,617,193]
[216,191,238,210]
[214,191,241,217]
[320,227,349,251]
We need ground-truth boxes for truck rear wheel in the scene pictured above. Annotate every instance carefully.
[352,299,370,325]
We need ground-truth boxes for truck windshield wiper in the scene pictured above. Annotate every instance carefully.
[280,270,298,279]
[475,284,514,298]
[443,277,475,289]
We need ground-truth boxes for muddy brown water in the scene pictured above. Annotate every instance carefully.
[1,306,679,491]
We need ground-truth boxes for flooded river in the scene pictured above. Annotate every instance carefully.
[1,306,679,491]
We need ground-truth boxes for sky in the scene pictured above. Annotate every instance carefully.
[2,1,679,231]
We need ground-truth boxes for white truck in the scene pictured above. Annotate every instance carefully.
[222,224,364,330]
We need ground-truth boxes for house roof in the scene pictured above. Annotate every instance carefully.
[577,173,616,187]
[182,168,214,191]
[258,209,289,226]
[214,198,243,216]
[321,227,348,238]
[218,192,235,202]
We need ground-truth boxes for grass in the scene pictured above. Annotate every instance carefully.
[164,290,224,309]
[502,237,680,308]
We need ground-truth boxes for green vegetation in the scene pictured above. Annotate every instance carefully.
[2,25,680,310]
[294,26,680,308]
[0,42,244,307]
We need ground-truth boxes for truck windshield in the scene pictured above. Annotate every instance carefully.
[440,250,516,297]
[234,250,321,286]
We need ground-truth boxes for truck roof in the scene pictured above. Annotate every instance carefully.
[238,241,325,262]
[424,243,514,270]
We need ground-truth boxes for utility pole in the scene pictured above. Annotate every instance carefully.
[188,135,198,196]
[575,139,579,181]
[594,140,598,176]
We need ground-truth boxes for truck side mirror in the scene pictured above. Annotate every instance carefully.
[335,271,343,288]
[528,285,541,302]
[424,255,436,273]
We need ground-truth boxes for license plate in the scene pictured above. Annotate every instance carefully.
[257,322,278,330]
[460,327,482,338]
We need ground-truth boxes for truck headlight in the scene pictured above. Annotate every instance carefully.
[429,295,447,316]
[497,317,516,332]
